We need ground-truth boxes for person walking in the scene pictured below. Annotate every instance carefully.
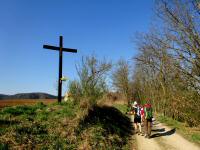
[144,99,153,139]
[133,102,142,135]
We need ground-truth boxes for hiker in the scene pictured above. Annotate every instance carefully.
[144,99,153,139]
[140,104,145,136]
[133,101,142,135]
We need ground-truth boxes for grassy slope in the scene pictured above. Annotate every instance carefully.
[156,114,200,146]
[0,102,134,149]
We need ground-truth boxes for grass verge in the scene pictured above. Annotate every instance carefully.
[156,114,200,146]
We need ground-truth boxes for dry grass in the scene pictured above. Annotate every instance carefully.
[97,93,128,107]
[0,99,56,108]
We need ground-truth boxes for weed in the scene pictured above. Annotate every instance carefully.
[191,133,200,143]
[0,128,6,136]
[2,105,35,116]
[0,143,8,150]
[35,111,49,121]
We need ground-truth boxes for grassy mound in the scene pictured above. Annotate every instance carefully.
[76,105,133,149]
[0,102,134,149]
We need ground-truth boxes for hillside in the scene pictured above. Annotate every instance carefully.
[0,94,8,100]
[0,93,57,100]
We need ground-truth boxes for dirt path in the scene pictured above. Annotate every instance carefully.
[135,120,200,150]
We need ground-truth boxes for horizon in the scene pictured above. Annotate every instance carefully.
[0,92,57,96]
[0,0,154,95]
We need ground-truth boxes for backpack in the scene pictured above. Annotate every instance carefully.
[145,105,153,119]
[135,106,141,117]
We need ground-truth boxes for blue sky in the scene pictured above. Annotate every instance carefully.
[0,0,154,95]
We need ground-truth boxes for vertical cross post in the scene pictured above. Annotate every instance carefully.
[58,36,63,103]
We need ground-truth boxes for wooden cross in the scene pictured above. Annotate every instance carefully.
[43,36,77,103]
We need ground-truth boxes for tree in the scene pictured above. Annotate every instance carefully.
[132,0,200,126]
[112,59,132,102]
[68,55,112,105]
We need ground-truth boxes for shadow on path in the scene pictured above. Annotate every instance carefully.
[152,128,165,132]
[151,128,176,138]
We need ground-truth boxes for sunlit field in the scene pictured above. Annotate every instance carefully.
[0,99,56,108]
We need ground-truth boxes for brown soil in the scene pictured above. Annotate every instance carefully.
[0,99,56,108]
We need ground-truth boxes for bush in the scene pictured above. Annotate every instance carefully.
[68,80,82,103]
[68,55,112,106]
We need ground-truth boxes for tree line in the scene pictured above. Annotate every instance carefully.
[133,0,200,126]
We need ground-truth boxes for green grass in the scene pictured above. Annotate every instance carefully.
[157,114,200,145]
[157,115,182,129]
[0,101,134,149]
[0,101,78,149]
[191,133,200,143]
[113,104,128,114]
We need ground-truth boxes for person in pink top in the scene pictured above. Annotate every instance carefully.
[140,105,145,122]
[140,105,145,136]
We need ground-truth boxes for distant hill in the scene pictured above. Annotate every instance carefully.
[0,93,57,100]
[0,94,9,100]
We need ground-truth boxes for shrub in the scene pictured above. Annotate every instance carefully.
[68,55,112,106]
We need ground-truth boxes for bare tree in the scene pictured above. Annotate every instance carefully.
[112,59,132,102]
[69,55,112,105]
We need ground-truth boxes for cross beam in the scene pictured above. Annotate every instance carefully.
[43,45,77,53]
[43,36,77,103]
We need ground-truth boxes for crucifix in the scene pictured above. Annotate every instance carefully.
[43,36,77,103]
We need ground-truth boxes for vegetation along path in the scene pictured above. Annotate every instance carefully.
[135,119,200,150]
